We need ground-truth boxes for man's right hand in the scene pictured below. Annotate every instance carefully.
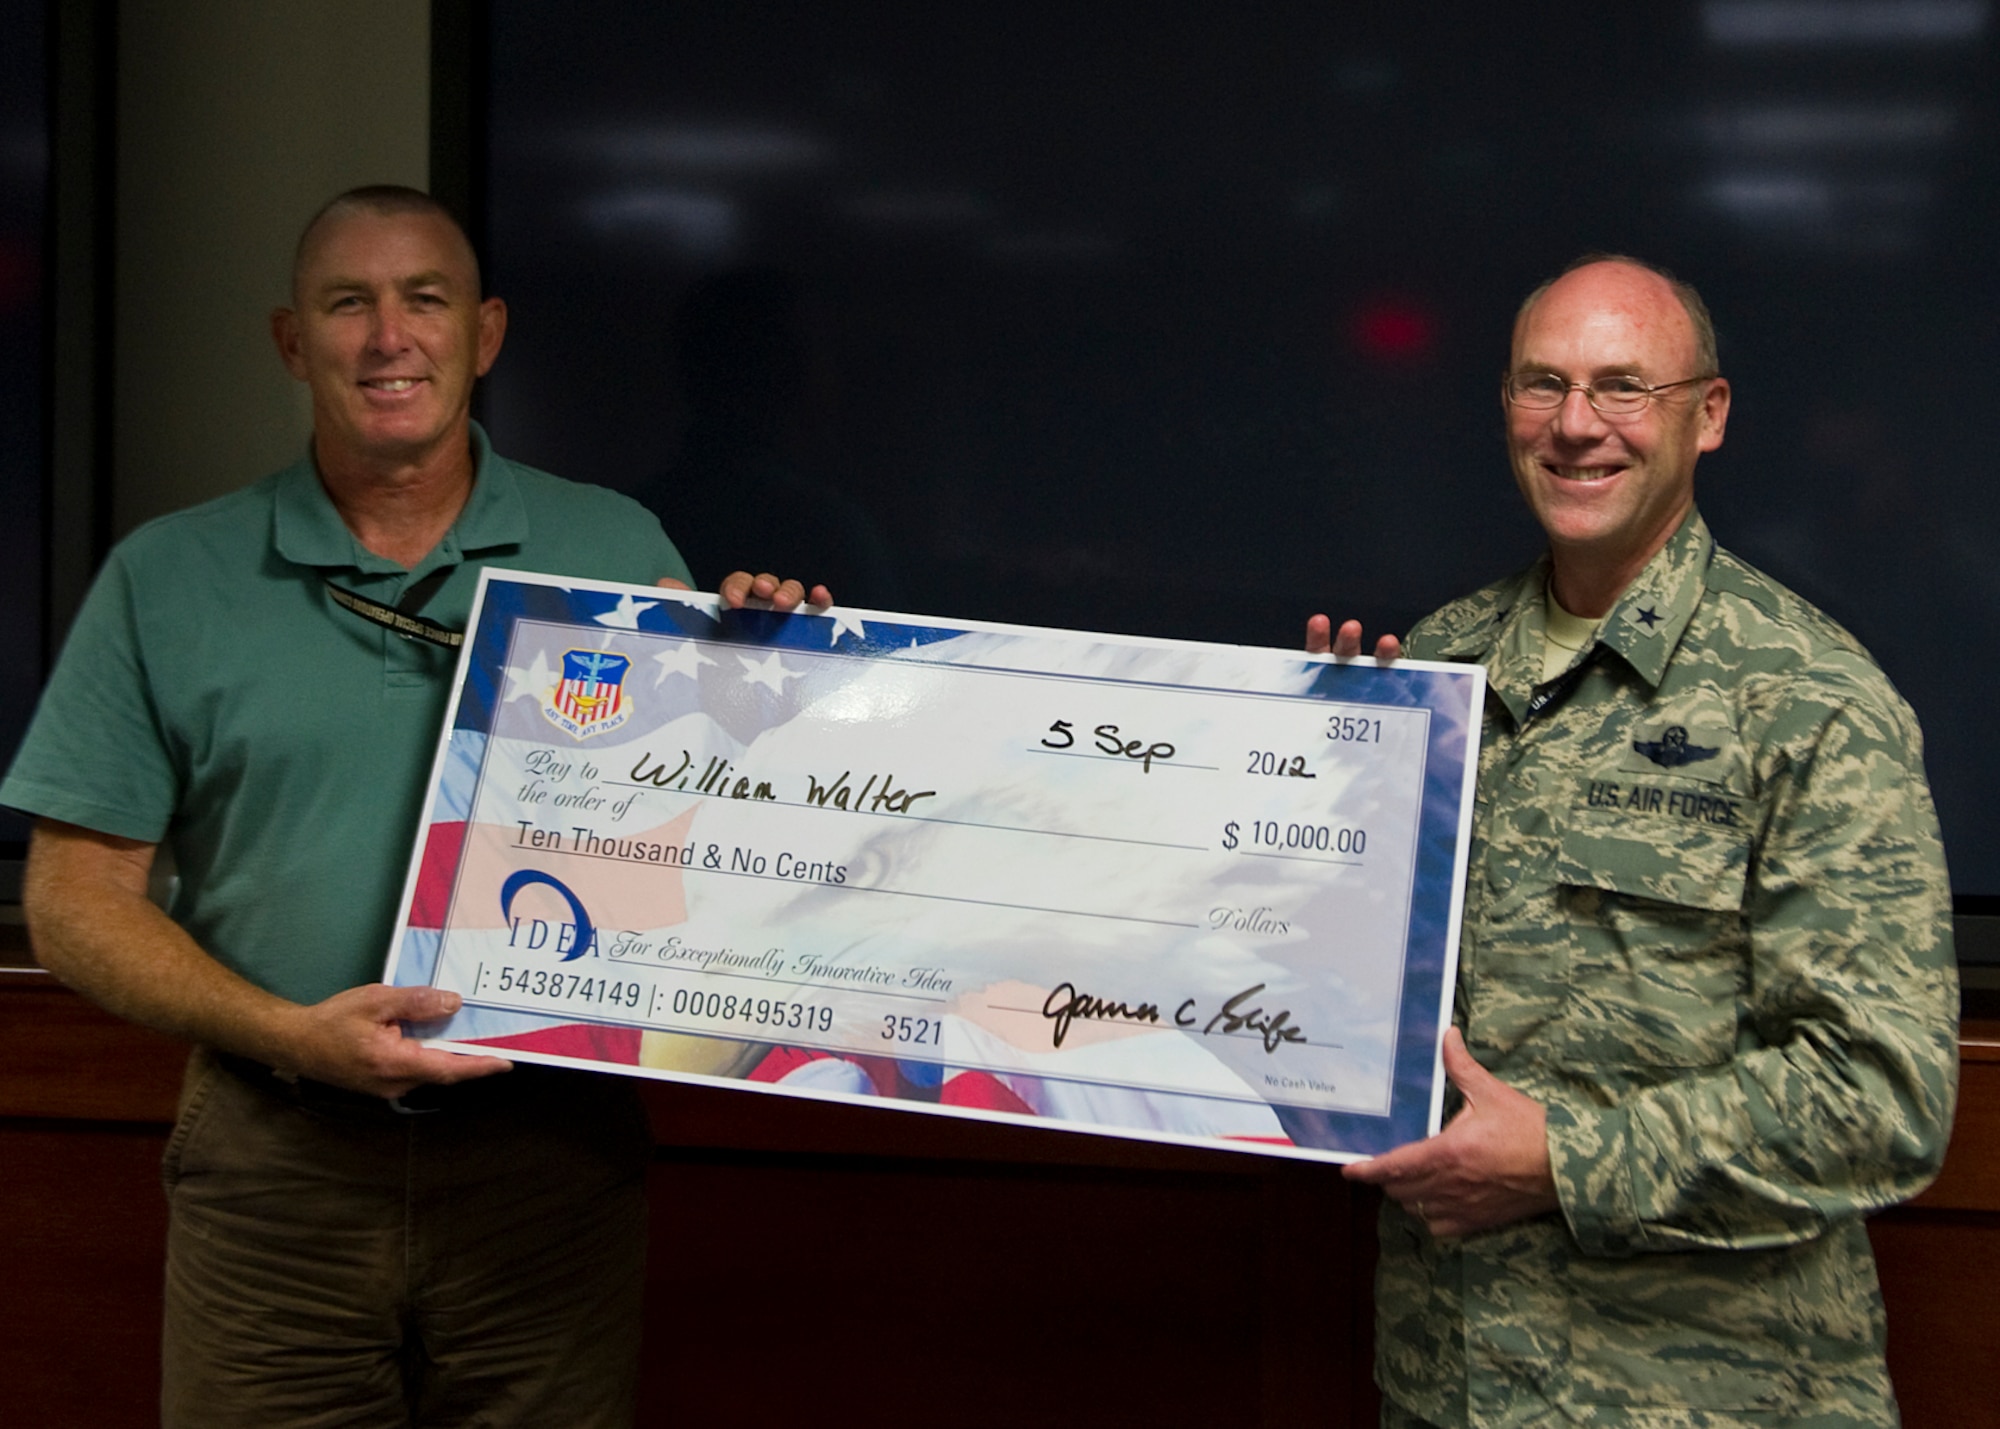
[1304,614,1402,661]
[278,984,511,1098]
[24,820,508,1103]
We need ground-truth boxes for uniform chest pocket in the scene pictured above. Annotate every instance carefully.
[1552,816,1753,1070]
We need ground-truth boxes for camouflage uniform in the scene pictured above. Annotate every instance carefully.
[1379,509,1959,1428]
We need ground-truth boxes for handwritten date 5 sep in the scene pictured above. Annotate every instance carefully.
[1042,720,1175,773]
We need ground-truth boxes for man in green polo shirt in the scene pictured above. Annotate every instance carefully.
[2,186,826,1428]
[1307,257,1957,1427]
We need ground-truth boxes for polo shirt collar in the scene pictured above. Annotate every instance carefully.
[272,421,528,575]
[447,423,531,555]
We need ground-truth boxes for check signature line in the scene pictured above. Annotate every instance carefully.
[983,1001,1343,1051]
[528,844,1201,930]
[600,778,1207,852]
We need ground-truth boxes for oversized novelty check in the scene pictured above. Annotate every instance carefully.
[384,572,1484,1163]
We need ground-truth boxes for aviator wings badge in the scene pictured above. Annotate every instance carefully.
[1632,724,1720,769]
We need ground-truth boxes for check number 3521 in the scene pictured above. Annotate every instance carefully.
[882,1015,944,1046]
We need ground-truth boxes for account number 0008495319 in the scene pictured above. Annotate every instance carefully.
[670,987,836,1033]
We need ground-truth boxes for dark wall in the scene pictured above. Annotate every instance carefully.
[479,3,2000,890]
[0,0,49,853]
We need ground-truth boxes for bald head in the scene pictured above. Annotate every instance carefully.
[1514,254,1717,379]
[1504,255,1732,617]
[292,186,481,305]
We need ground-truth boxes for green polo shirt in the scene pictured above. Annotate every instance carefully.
[2,426,691,1005]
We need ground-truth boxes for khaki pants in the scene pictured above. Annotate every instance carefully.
[160,1049,650,1429]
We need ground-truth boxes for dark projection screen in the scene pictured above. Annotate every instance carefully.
[481,3,2000,897]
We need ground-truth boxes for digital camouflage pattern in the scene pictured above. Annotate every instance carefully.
[1379,509,1959,1428]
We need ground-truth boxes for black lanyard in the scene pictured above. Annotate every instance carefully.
[323,567,463,649]
[1522,648,1598,725]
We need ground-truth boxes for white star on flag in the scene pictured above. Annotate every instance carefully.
[594,592,658,629]
[653,641,716,687]
[827,609,867,646]
[502,649,557,704]
[738,650,798,693]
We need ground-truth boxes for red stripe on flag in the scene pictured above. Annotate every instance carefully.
[465,1022,643,1064]
[409,821,468,930]
[940,1071,1037,1115]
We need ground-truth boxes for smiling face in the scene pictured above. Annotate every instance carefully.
[1506,261,1729,615]
[273,207,506,479]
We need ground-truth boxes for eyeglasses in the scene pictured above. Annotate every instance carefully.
[1503,371,1714,417]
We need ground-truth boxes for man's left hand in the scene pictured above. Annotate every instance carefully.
[1304,614,1402,661]
[655,574,835,610]
[1341,1027,1561,1238]
[718,571,833,610]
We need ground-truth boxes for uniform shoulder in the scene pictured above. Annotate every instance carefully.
[1406,564,1537,658]
[1701,545,1894,685]
[1701,545,1919,742]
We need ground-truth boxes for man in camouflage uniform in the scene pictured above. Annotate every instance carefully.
[1309,256,1958,1427]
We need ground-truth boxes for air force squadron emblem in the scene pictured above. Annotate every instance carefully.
[544,649,633,739]
[1633,724,1719,768]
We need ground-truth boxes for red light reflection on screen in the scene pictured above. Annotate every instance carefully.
[1350,297,1438,362]
[0,241,38,313]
